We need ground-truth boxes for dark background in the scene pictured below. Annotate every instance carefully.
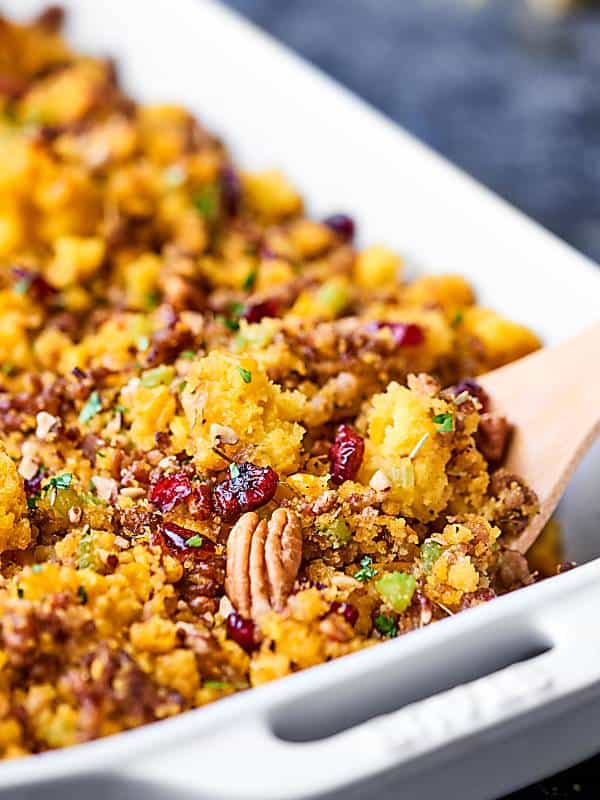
[225,0,600,266]
[223,1,600,797]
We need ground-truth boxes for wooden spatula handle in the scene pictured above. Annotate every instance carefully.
[478,321,600,553]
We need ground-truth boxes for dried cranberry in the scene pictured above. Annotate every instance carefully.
[241,298,281,323]
[259,245,276,259]
[12,267,57,303]
[24,469,44,497]
[220,165,242,217]
[329,424,364,485]
[365,321,424,347]
[212,462,278,521]
[189,483,213,520]
[330,601,359,626]
[226,612,257,653]
[149,472,193,513]
[323,213,355,242]
[153,521,216,559]
[451,379,490,412]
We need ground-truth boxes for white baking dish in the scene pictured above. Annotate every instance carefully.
[3,1,600,798]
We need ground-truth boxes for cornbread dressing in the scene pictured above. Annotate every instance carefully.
[0,7,558,759]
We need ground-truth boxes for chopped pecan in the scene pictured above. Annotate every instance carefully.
[476,412,512,463]
[494,549,534,593]
[225,509,303,619]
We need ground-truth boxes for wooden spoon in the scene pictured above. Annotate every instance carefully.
[477,321,600,553]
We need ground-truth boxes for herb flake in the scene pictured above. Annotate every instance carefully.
[432,412,454,433]
[185,534,204,548]
[354,555,377,582]
[46,472,73,491]
[242,271,256,291]
[79,391,102,424]
[374,614,397,638]
[237,366,252,384]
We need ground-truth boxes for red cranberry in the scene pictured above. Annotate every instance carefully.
[365,321,424,347]
[150,472,193,513]
[12,267,57,303]
[220,165,242,217]
[330,601,359,626]
[189,483,213,520]
[212,462,279,521]
[241,298,281,323]
[153,520,216,559]
[24,469,44,497]
[226,612,257,653]
[259,245,277,259]
[451,379,490,412]
[323,213,355,242]
[329,424,364,485]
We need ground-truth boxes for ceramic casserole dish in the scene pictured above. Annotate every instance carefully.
[1,1,600,798]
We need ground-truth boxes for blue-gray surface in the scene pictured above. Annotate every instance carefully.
[222,3,600,796]
[225,0,600,265]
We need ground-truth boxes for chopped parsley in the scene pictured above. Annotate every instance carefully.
[31,564,43,574]
[77,585,88,604]
[237,366,252,384]
[242,271,256,291]
[451,311,463,327]
[230,301,245,317]
[354,555,377,582]
[27,495,39,509]
[229,463,240,480]
[374,614,397,638]
[145,290,161,310]
[432,412,454,433]
[213,314,239,331]
[1,364,15,376]
[204,681,230,689]
[192,183,220,220]
[114,404,128,415]
[79,390,102,424]
[178,380,188,395]
[46,472,73,491]
[185,534,204,548]
[180,350,195,360]
[137,335,149,351]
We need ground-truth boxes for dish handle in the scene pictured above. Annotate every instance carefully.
[122,639,600,800]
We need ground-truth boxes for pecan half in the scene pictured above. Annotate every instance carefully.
[225,509,303,619]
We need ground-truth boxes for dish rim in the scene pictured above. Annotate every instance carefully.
[0,0,598,789]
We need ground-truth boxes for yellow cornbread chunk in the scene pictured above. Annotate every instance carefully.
[180,351,306,474]
[0,447,31,552]
[359,382,453,521]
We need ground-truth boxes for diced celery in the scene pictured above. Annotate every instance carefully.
[420,540,443,572]
[375,571,416,613]
[140,365,175,388]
